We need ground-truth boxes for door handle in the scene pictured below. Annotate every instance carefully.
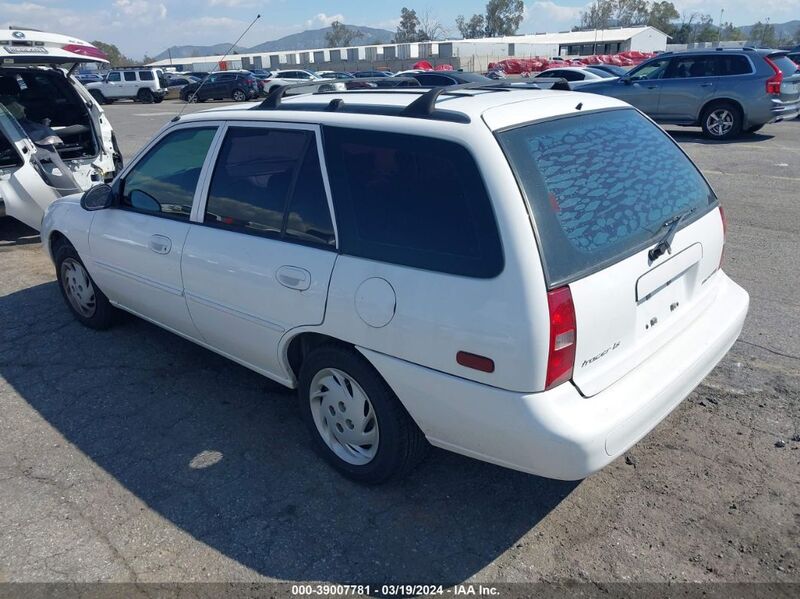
[148,234,172,255]
[276,265,311,291]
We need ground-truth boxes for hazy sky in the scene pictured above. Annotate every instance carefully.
[1,0,797,58]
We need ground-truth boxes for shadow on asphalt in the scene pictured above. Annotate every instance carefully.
[665,128,775,145]
[0,218,40,246]
[0,280,577,583]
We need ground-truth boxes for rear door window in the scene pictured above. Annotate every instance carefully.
[203,127,335,247]
[497,109,715,286]
[123,71,136,82]
[323,127,503,278]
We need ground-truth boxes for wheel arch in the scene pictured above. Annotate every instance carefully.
[281,330,354,387]
[698,97,744,122]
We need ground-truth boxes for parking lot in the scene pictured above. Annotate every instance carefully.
[0,99,798,585]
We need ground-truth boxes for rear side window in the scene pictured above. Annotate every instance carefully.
[323,127,503,278]
[139,71,154,81]
[498,109,715,286]
[123,72,136,82]
[204,127,334,247]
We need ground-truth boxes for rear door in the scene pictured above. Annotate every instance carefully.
[657,55,718,122]
[497,108,723,396]
[181,122,337,381]
[0,104,62,230]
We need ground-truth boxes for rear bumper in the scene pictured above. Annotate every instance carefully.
[765,97,800,123]
[360,271,749,480]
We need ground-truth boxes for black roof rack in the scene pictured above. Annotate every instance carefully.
[254,77,572,123]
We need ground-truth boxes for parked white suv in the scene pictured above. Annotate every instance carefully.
[85,67,168,104]
[40,84,749,483]
[262,69,343,94]
[0,29,121,230]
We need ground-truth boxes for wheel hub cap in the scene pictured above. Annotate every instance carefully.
[309,368,379,466]
[61,258,97,318]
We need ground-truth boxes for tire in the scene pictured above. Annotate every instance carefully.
[182,92,198,103]
[89,90,106,105]
[232,89,247,102]
[136,88,154,104]
[153,95,164,104]
[54,241,116,330]
[701,102,743,140]
[299,345,429,484]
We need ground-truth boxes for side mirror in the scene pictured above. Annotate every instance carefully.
[80,184,114,211]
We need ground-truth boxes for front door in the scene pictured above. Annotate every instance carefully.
[615,57,670,116]
[87,124,220,336]
[181,123,338,381]
[101,71,125,98]
[0,104,62,230]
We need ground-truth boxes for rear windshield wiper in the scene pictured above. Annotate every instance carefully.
[648,208,696,262]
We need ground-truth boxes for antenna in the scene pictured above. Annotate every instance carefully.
[173,13,261,122]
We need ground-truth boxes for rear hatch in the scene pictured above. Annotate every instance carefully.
[765,51,800,104]
[0,29,108,67]
[497,108,724,396]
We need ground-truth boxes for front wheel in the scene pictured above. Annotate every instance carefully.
[701,102,742,140]
[54,241,117,330]
[299,346,428,484]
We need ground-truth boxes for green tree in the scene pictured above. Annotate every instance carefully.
[749,21,777,47]
[394,7,428,43]
[611,0,650,27]
[91,40,135,66]
[484,0,525,37]
[719,22,745,41]
[694,14,717,42]
[647,1,679,35]
[325,21,364,48]
[456,13,486,39]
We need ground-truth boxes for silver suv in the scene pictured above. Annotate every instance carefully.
[580,48,800,139]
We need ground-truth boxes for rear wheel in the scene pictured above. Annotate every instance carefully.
[232,89,247,102]
[136,88,154,104]
[153,95,164,104]
[701,102,742,140]
[89,90,106,105]
[299,346,429,484]
[54,241,117,330]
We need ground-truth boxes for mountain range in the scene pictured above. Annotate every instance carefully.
[151,25,394,62]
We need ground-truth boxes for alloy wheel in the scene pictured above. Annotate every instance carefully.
[706,109,734,137]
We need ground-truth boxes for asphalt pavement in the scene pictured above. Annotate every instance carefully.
[0,100,798,586]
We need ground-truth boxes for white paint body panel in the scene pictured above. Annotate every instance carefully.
[40,88,749,479]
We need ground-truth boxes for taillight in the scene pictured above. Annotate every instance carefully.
[62,44,108,61]
[765,57,783,95]
[545,286,576,390]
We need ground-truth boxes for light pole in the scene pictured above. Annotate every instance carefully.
[717,8,724,46]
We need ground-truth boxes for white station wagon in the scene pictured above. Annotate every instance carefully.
[41,83,749,483]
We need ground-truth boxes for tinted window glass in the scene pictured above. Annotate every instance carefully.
[122,127,216,219]
[720,55,751,75]
[416,74,454,86]
[771,55,798,75]
[139,71,154,81]
[629,58,669,80]
[323,128,503,278]
[107,72,121,82]
[123,71,136,82]
[204,127,310,237]
[498,109,715,286]
[285,147,335,246]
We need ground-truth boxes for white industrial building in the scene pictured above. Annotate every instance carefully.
[147,26,668,73]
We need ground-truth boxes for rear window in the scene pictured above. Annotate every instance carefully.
[498,109,715,286]
[769,55,798,75]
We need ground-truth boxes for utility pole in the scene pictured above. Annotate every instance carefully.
[717,8,724,46]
